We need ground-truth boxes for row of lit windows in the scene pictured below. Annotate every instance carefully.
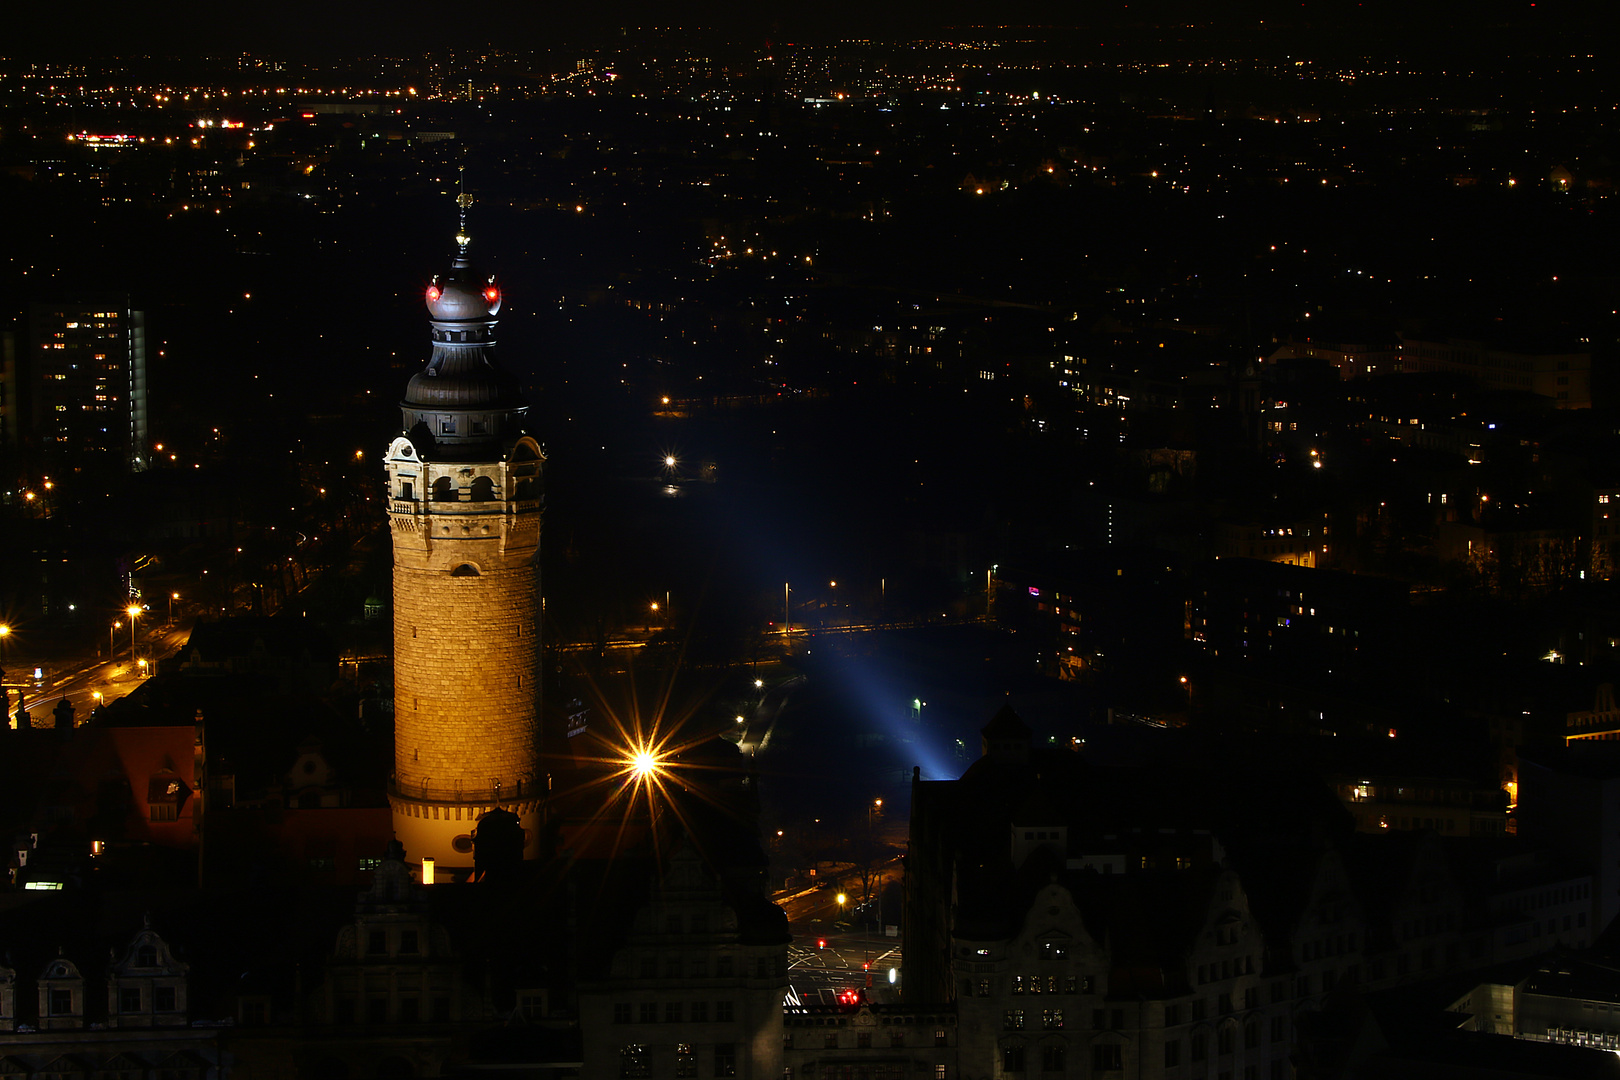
[1003,1008,1065,1030]
[995,975,1084,996]
[1550,1028,1620,1050]
[619,1043,725,1079]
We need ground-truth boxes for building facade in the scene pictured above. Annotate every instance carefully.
[1398,333,1592,409]
[579,844,791,1080]
[24,299,148,472]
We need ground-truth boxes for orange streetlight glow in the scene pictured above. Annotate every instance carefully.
[552,682,746,869]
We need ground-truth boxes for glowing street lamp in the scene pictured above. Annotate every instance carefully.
[630,749,660,780]
[126,605,141,662]
[169,592,180,623]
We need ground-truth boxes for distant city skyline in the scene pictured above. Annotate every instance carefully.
[7,0,1611,60]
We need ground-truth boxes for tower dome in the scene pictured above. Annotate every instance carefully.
[425,256,501,323]
[400,233,528,459]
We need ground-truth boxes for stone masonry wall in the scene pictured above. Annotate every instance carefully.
[392,558,538,795]
[387,441,542,804]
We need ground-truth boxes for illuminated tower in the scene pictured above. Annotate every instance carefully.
[384,208,545,873]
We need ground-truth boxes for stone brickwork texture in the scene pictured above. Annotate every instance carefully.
[392,559,538,794]
[386,442,544,860]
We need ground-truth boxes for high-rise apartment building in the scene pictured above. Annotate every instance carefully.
[24,299,148,472]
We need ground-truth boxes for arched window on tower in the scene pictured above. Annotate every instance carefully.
[515,478,536,501]
[469,476,496,502]
[451,565,481,578]
[432,477,457,503]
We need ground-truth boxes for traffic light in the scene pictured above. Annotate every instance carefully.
[817,938,827,950]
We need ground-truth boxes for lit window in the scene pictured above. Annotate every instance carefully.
[620,1046,650,1079]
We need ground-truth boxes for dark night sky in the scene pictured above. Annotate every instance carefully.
[8,0,1614,59]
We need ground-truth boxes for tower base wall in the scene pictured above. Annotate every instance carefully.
[389,792,543,875]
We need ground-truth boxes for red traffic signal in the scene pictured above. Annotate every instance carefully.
[817,938,827,949]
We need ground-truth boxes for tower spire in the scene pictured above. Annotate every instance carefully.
[454,166,474,256]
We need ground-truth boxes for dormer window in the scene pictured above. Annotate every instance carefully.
[439,418,456,435]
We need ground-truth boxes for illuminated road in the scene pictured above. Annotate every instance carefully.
[4,621,190,729]
[777,857,905,1004]
[787,927,903,1005]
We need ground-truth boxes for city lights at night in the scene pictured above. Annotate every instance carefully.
[2,4,1619,1077]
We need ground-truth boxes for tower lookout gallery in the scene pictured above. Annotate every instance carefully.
[382,222,545,872]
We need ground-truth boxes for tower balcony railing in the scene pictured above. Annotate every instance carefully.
[389,497,542,515]
[389,774,537,805]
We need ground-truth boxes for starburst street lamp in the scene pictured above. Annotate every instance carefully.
[630,749,661,780]
[126,605,141,663]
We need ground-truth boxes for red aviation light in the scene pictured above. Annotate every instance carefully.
[426,285,442,303]
[483,285,500,304]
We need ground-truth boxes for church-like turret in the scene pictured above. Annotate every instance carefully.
[383,194,545,875]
